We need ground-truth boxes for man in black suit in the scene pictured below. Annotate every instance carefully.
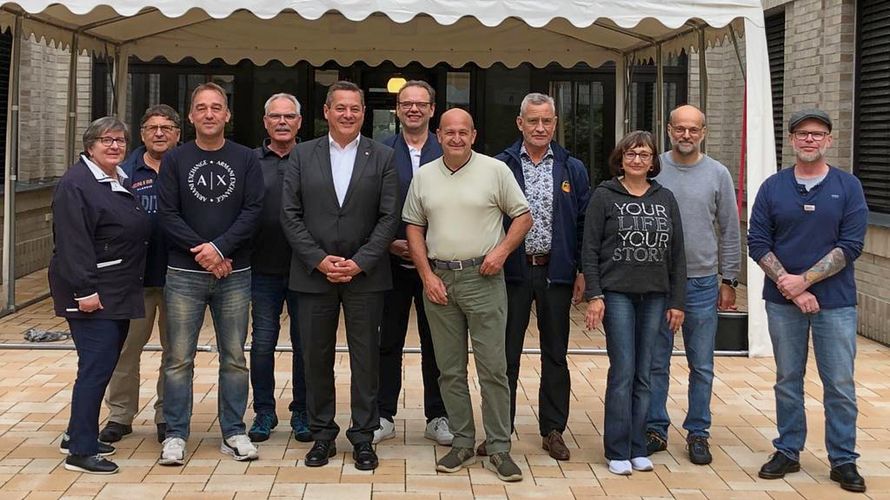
[280,80,399,472]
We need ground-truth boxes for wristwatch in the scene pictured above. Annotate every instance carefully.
[721,278,738,288]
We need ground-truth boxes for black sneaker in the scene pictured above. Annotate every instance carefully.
[64,454,119,474]
[97,422,132,444]
[248,412,278,442]
[59,434,115,457]
[646,430,667,456]
[830,462,866,493]
[686,435,712,465]
[758,452,800,479]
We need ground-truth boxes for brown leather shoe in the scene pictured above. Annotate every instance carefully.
[476,441,487,456]
[542,430,570,461]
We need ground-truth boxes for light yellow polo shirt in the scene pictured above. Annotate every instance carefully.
[402,152,530,261]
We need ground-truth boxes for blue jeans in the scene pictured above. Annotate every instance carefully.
[603,291,665,460]
[250,272,306,415]
[648,274,718,439]
[766,302,859,467]
[163,269,251,440]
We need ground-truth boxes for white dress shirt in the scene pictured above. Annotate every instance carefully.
[329,134,361,206]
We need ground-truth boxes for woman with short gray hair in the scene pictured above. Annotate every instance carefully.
[48,116,149,474]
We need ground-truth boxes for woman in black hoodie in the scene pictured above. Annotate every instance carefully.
[582,131,686,476]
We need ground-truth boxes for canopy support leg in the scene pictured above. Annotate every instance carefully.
[2,15,22,314]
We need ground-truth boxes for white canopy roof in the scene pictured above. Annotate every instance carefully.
[0,0,776,356]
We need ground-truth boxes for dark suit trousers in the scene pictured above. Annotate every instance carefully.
[505,266,572,436]
[298,287,384,445]
[378,261,446,422]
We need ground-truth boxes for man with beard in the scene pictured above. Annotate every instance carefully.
[246,93,311,443]
[100,104,181,445]
[647,104,741,465]
[374,80,451,446]
[403,108,531,482]
[748,109,868,493]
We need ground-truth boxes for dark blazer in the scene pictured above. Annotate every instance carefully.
[380,132,443,241]
[281,135,400,293]
[48,159,150,319]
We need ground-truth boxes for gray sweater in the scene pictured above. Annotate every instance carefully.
[655,152,741,280]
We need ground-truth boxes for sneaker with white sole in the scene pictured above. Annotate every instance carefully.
[221,434,258,461]
[631,456,654,471]
[159,437,186,466]
[424,416,454,446]
[608,459,632,475]
[372,417,395,444]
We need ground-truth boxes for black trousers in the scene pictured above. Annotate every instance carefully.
[297,287,384,445]
[505,266,572,436]
[68,318,129,456]
[378,262,446,422]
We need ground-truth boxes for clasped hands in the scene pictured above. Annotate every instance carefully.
[191,243,233,279]
[776,274,820,314]
[317,255,362,283]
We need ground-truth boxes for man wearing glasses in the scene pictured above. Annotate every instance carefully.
[373,80,452,446]
[749,109,867,493]
[246,93,311,444]
[99,104,181,445]
[647,104,741,465]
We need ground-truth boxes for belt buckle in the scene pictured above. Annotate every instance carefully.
[452,260,463,271]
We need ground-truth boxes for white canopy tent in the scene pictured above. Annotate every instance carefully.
[0,0,776,356]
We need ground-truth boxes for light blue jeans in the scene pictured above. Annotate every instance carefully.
[766,302,859,467]
[648,274,719,440]
[163,269,251,440]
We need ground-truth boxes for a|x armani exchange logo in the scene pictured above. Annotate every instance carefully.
[187,159,236,203]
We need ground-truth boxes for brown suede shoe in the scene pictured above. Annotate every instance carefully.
[542,430,570,461]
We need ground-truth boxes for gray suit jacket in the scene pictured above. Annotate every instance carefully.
[281,135,399,293]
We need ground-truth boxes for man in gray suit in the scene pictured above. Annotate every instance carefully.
[280,81,399,472]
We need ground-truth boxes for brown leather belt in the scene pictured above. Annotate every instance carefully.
[526,254,550,266]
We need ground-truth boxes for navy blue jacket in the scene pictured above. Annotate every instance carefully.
[381,132,442,241]
[121,146,168,288]
[496,140,591,286]
[49,159,150,319]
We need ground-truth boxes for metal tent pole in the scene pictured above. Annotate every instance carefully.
[2,15,22,315]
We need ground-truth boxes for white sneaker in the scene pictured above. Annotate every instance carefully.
[631,456,654,471]
[372,418,396,444]
[424,416,454,446]
[159,437,186,466]
[608,459,633,475]
[221,434,258,461]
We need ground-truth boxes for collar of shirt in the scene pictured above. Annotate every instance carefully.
[328,133,361,153]
[81,154,131,194]
[262,137,296,159]
[519,144,554,165]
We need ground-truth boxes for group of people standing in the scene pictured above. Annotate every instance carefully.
[47,78,867,492]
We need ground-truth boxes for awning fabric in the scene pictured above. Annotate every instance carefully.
[0,0,776,356]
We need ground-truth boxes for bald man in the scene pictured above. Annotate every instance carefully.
[646,104,741,465]
[402,109,532,482]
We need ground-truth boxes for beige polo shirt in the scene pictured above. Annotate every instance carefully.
[402,152,530,261]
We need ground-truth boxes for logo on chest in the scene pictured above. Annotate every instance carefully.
[187,160,236,203]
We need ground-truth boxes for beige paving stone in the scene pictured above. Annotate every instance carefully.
[92,483,170,499]
[302,483,371,499]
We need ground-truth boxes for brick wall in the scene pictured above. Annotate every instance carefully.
[0,37,92,283]
[694,0,890,343]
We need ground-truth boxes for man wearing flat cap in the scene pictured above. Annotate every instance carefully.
[748,108,868,493]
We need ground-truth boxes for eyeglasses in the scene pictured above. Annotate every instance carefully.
[266,113,300,121]
[792,131,829,141]
[623,151,653,161]
[670,126,703,136]
[398,101,432,111]
[141,124,179,134]
[97,136,127,147]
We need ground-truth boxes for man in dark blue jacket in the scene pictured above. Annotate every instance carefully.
[495,93,590,461]
[374,80,451,446]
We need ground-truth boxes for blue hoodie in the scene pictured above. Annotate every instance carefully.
[496,140,591,286]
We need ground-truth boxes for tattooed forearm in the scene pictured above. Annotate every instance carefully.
[803,247,847,286]
[758,252,788,283]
